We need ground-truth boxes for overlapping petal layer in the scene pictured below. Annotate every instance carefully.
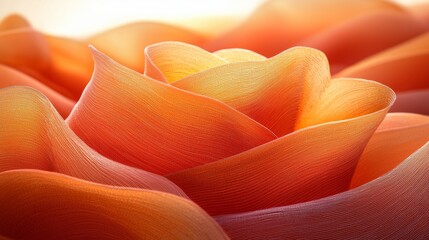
[87,22,208,73]
[217,141,429,239]
[0,87,186,197]
[67,48,276,175]
[391,89,429,115]
[351,113,429,188]
[168,79,395,215]
[171,45,330,136]
[0,170,228,240]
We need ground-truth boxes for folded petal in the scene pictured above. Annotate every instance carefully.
[67,47,276,175]
[0,14,30,31]
[144,41,227,83]
[390,89,429,115]
[173,47,331,136]
[204,0,403,56]
[0,87,186,197]
[336,32,429,92]
[0,170,228,240]
[350,113,429,188]
[0,64,74,117]
[87,22,207,73]
[217,141,429,239]
[300,10,426,74]
[168,78,395,215]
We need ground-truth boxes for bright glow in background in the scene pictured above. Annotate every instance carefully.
[0,0,426,37]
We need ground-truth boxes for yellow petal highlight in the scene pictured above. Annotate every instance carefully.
[144,41,227,83]
[173,47,331,136]
[213,48,267,62]
[0,170,228,240]
[0,87,186,197]
[350,113,429,188]
[67,47,276,175]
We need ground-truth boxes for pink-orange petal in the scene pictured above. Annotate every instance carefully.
[0,170,228,240]
[217,141,429,239]
[390,89,429,115]
[0,87,186,197]
[350,113,429,188]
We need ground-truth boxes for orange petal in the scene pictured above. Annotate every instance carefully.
[0,14,30,31]
[390,89,429,115]
[299,10,426,74]
[168,79,395,215]
[144,41,227,83]
[67,47,276,175]
[0,87,186,197]
[336,32,429,92]
[350,113,429,188]
[0,170,228,240]
[217,142,429,239]
[204,0,403,56]
[44,35,93,100]
[0,64,74,118]
[87,22,207,73]
[173,47,331,136]
[407,2,429,27]
[213,48,267,62]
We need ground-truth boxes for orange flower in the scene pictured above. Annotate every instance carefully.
[0,0,429,239]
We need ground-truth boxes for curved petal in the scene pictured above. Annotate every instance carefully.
[87,22,207,73]
[0,14,30,31]
[350,113,429,188]
[217,141,429,239]
[67,47,276,175]
[390,89,429,115]
[213,48,266,62]
[0,87,186,197]
[0,64,74,118]
[407,2,429,27]
[299,10,426,74]
[168,79,395,215]
[44,35,93,100]
[0,170,228,240]
[336,32,429,92]
[173,47,331,136]
[144,41,227,83]
[204,0,404,56]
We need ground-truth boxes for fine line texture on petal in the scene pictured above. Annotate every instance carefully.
[350,113,429,188]
[0,170,229,240]
[168,79,395,215]
[217,141,429,239]
[0,87,187,197]
[67,47,276,175]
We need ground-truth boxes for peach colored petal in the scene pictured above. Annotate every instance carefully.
[168,79,395,215]
[87,22,208,73]
[44,35,93,100]
[390,89,429,115]
[0,64,74,118]
[0,87,186,197]
[213,48,267,62]
[173,47,331,136]
[217,141,429,239]
[0,170,228,240]
[350,113,429,188]
[67,47,276,175]
[299,10,427,74]
[0,14,30,31]
[407,2,429,27]
[204,0,404,56]
[144,42,227,83]
[336,32,429,92]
